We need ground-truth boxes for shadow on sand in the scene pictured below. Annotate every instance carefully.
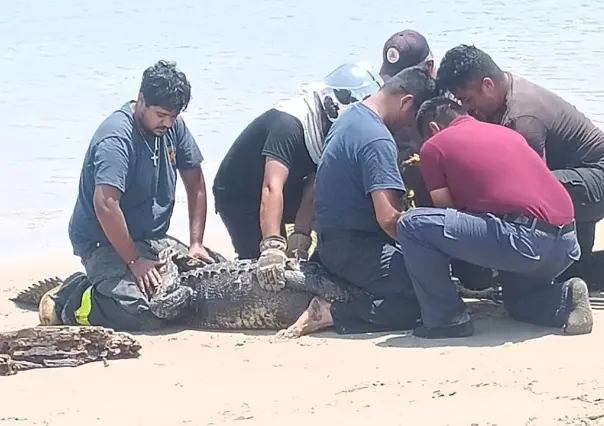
[133,297,603,349]
[12,292,603,349]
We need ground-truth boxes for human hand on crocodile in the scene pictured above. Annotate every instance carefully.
[285,231,312,260]
[188,243,215,264]
[256,235,288,291]
[128,257,165,298]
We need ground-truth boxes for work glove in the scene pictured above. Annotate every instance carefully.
[256,235,288,291]
[285,231,312,260]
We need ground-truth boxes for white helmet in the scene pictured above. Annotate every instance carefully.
[319,62,383,122]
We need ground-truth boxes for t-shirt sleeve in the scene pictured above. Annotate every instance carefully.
[92,137,131,193]
[359,138,406,195]
[261,115,304,170]
[419,141,447,192]
[175,118,204,170]
[507,115,547,160]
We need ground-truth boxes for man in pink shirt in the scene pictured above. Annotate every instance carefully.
[396,96,593,339]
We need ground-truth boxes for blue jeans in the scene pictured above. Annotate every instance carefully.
[397,208,581,329]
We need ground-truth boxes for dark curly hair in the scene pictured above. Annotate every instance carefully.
[139,60,191,113]
[415,96,467,138]
[436,45,504,95]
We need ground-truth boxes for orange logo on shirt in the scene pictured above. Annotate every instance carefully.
[168,147,177,166]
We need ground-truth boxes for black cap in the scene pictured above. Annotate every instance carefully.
[380,30,431,79]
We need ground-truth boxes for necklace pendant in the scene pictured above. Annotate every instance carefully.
[151,152,159,166]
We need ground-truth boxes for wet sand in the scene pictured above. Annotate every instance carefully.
[1,226,604,425]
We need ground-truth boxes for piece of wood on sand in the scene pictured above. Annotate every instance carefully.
[0,326,142,376]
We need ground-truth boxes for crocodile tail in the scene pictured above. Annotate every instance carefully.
[11,277,64,306]
[11,271,87,306]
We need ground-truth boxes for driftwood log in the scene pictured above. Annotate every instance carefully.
[0,326,142,376]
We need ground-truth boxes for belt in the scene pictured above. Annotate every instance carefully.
[501,214,575,236]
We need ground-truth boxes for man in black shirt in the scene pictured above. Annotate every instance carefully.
[436,44,604,287]
[213,62,383,290]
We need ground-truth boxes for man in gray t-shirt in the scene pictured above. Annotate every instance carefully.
[277,67,437,339]
[436,44,604,289]
[42,61,216,331]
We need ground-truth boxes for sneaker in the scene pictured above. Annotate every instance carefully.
[563,277,593,335]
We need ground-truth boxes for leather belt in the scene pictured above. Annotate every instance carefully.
[501,214,575,236]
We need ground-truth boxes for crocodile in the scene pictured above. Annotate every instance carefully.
[12,245,354,331]
[12,241,503,332]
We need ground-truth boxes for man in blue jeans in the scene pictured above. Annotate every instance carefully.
[397,96,593,339]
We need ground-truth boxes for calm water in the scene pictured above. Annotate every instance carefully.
[1,0,604,260]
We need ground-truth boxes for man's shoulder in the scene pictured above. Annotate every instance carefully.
[504,74,559,123]
[426,116,482,144]
[426,117,524,155]
[91,102,135,146]
[337,105,393,144]
[244,108,303,138]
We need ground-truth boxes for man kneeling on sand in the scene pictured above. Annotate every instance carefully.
[41,60,215,332]
[396,97,593,338]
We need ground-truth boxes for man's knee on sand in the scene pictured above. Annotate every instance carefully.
[53,272,165,331]
[56,240,170,331]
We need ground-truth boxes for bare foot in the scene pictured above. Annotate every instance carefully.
[276,297,333,339]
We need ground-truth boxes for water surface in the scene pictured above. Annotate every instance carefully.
[1,0,603,260]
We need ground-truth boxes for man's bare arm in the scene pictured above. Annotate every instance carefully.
[93,184,138,264]
[429,187,455,208]
[180,166,208,248]
[93,184,164,294]
[260,158,290,238]
[371,189,404,240]
[293,173,316,234]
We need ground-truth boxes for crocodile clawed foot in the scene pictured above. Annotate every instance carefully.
[284,258,301,272]
[149,286,193,321]
[275,297,334,339]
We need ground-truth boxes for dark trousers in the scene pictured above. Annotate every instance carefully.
[397,208,580,329]
[54,237,184,331]
[215,198,297,260]
[316,230,421,334]
[553,167,604,281]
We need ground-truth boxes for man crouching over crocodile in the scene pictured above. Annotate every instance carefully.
[50,60,216,331]
[273,67,439,338]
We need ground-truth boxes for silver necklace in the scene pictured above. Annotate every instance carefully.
[143,136,159,167]
[134,121,159,167]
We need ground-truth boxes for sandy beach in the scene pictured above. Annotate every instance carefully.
[0,226,603,426]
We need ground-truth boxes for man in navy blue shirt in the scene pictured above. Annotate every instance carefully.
[276,67,437,338]
[42,61,215,331]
